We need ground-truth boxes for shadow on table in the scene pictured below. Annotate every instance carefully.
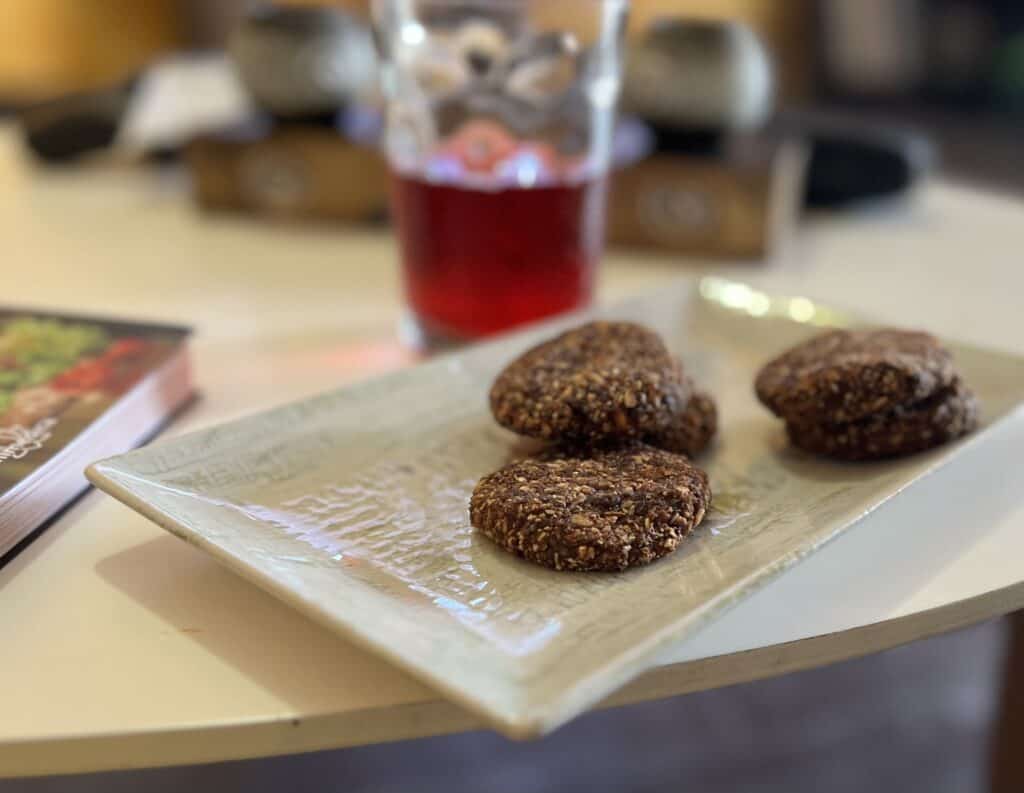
[94,534,433,715]
[0,492,102,590]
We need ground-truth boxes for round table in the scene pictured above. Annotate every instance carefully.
[1,127,1023,777]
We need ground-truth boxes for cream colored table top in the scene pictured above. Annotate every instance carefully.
[2,127,1024,776]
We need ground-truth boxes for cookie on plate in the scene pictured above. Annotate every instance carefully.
[470,445,711,572]
[647,390,718,457]
[755,328,956,425]
[490,321,690,443]
[786,379,979,461]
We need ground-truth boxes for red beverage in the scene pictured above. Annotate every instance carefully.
[391,173,607,340]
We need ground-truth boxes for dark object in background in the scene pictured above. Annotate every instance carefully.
[926,0,998,106]
[18,55,253,164]
[991,32,1024,115]
[785,113,936,208]
[228,5,377,121]
[805,134,929,208]
[19,81,135,162]
[646,125,727,158]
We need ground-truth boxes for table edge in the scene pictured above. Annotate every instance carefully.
[3,578,1020,778]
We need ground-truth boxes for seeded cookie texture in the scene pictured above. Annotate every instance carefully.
[786,379,979,461]
[755,328,956,425]
[469,445,711,572]
[489,321,690,443]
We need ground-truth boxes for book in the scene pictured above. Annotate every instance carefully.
[0,309,192,561]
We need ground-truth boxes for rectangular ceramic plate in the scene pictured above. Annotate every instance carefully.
[87,278,1024,738]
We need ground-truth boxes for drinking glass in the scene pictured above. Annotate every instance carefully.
[373,0,629,347]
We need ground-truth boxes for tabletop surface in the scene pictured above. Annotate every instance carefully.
[2,126,1024,776]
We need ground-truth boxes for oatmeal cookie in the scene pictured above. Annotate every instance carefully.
[470,445,711,572]
[755,328,955,425]
[786,379,978,461]
[490,321,690,443]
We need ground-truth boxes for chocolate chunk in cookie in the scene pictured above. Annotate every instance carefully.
[490,321,690,443]
[786,379,979,461]
[470,445,711,572]
[755,328,956,425]
[647,390,718,457]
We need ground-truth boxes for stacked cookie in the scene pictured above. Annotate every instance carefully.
[488,321,718,457]
[755,328,979,461]
[471,321,717,572]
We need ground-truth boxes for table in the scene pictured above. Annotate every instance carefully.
[1,126,1023,778]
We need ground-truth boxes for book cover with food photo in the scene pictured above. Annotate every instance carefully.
[0,310,192,561]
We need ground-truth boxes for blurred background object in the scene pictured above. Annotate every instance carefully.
[0,0,804,246]
[615,16,798,259]
[3,1,1019,267]
[784,110,937,209]
[816,0,1024,195]
[624,18,774,136]
[7,0,1020,254]
[227,5,378,120]
[20,54,254,162]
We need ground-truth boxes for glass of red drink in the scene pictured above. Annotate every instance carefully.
[373,0,629,348]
